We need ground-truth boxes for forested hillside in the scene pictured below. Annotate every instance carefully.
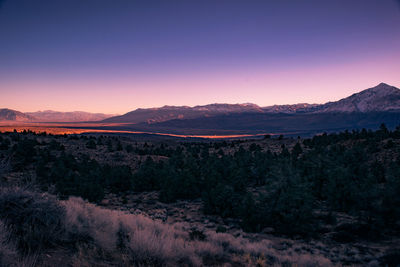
[1,126,400,265]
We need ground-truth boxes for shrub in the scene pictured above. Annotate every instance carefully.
[86,140,97,149]
[260,176,315,235]
[0,222,18,267]
[11,138,37,170]
[0,157,11,180]
[0,188,65,253]
[189,228,206,241]
[104,165,133,193]
[216,226,227,233]
[379,249,400,266]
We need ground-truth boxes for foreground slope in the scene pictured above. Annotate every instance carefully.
[1,130,400,266]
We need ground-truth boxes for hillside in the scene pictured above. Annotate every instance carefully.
[0,108,35,121]
[103,83,400,126]
[27,110,116,122]
[103,103,263,124]
[123,111,400,136]
[95,83,400,136]
[317,83,400,113]
[1,129,400,266]
[262,103,320,113]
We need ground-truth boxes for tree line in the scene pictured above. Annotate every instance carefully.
[0,124,399,237]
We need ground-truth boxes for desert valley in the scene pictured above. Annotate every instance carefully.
[2,83,400,138]
[1,83,400,266]
[1,0,400,266]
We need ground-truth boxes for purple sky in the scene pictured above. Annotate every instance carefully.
[0,0,399,114]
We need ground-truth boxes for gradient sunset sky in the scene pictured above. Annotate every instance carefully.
[0,0,399,114]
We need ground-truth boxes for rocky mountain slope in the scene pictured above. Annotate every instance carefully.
[316,83,400,113]
[262,103,320,113]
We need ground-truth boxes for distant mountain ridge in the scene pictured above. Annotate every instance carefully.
[262,103,320,113]
[102,103,264,123]
[2,83,400,125]
[0,108,35,122]
[27,110,116,122]
[0,109,116,122]
[103,83,400,124]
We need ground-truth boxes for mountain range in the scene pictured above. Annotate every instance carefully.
[2,83,400,136]
[0,108,35,122]
[26,110,116,122]
[99,83,400,136]
[0,110,116,122]
[102,103,264,124]
[103,82,400,123]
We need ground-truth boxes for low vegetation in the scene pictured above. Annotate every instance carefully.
[0,125,400,265]
[0,187,332,266]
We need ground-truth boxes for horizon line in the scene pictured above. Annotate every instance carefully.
[3,82,399,114]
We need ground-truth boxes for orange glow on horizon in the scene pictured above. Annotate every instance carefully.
[0,123,270,139]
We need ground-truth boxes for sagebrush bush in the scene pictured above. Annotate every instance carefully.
[0,188,65,253]
[63,197,202,266]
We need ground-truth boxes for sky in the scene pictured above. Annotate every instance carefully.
[0,0,399,114]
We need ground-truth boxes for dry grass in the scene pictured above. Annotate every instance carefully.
[0,221,41,267]
[62,197,333,266]
[0,187,334,266]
